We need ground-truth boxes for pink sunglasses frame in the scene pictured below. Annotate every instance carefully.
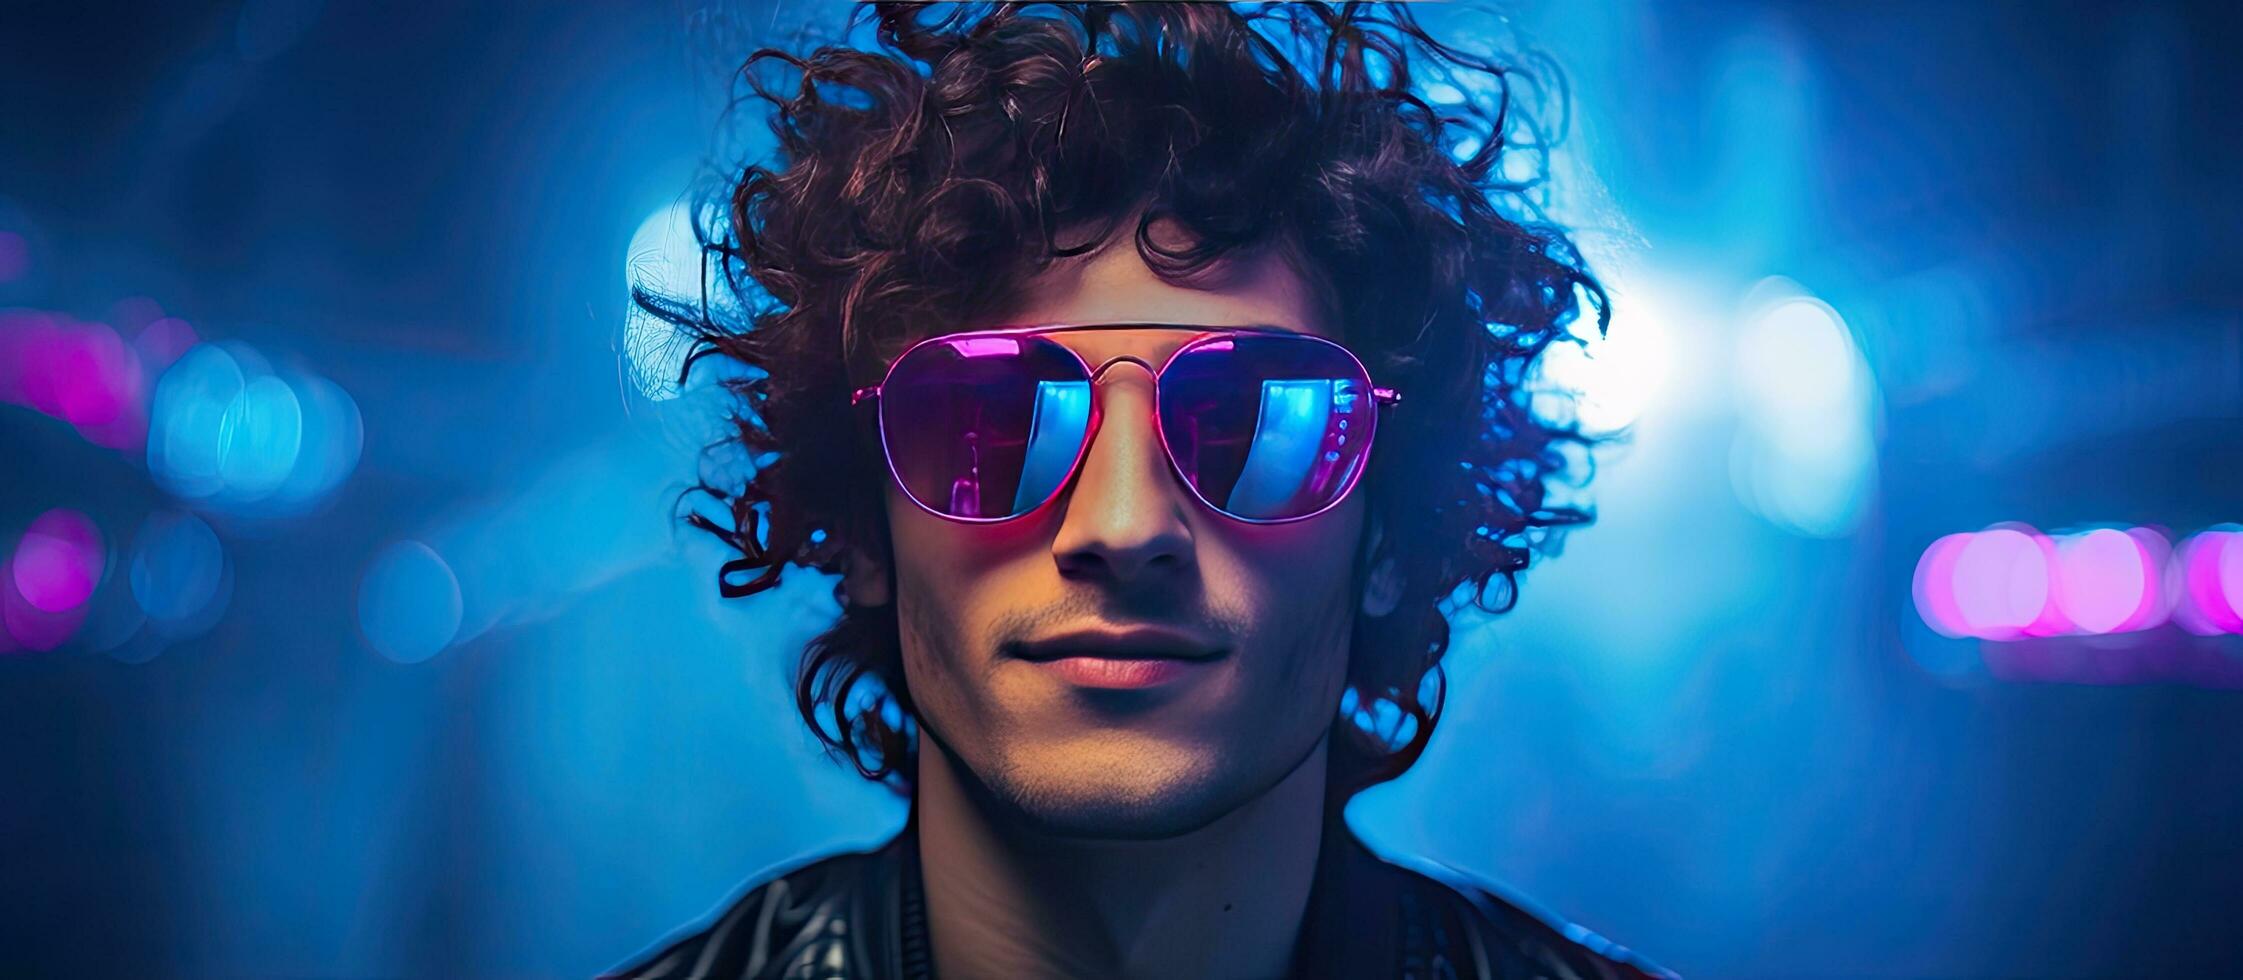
[849,323,1402,525]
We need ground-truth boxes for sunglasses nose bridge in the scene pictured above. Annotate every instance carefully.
[1081,354,1172,466]
[1080,354,1161,452]
[1087,354,1159,386]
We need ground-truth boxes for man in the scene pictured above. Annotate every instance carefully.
[617,3,1670,977]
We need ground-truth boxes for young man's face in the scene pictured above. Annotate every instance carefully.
[879,233,1367,839]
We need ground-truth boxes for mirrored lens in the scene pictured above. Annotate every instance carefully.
[880,335,1091,520]
[1158,335,1375,521]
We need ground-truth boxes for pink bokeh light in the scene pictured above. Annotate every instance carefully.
[2020,531,2074,637]
[1912,532,1972,638]
[2179,531,2243,635]
[1917,524,2219,643]
[2053,528,2150,635]
[0,311,151,450]
[2220,533,2243,632]
[12,509,104,614]
[2117,528,2173,632]
[57,322,142,428]
[1951,527,2053,639]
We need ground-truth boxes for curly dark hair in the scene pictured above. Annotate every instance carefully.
[650,1,1605,806]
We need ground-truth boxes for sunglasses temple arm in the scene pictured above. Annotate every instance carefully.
[1373,386,1402,405]
[851,385,881,406]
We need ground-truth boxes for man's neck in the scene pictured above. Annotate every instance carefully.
[914,736,1331,980]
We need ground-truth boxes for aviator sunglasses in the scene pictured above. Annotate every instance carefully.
[851,324,1402,525]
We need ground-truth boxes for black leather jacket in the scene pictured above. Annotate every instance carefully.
[611,809,1673,980]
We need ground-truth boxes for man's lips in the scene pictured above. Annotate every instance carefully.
[1008,627,1229,690]
[1034,656,1208,689]
[1008,626,1227,663]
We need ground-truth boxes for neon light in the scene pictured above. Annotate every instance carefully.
[1913,532,1972,638]
[11,509,102,614]
[1951,527,2050,639]
[2053,528,2148,635]
[944,337,1021,358]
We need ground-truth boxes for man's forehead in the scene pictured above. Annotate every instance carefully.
[990,227,1336,342]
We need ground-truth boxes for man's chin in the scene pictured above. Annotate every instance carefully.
[980,741,1241,841]
[1000,787,1237,841]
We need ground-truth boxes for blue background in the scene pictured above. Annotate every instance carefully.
[4,1,2240,976]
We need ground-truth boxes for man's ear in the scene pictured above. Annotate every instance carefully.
[842,544,893,608]
[1361,518,1401,619]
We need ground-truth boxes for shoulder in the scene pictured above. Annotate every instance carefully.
[603,844,890,980]
[1372,849,1680,980]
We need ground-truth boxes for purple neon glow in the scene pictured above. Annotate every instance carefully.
[2179,531,2243,635]
[2221,532,2243,629]
[2021,531,2074,637]
[57,324,127,426]
[1916,524,2241,642]
[0,312,150,450]
[2053,528,2149,635]
[11,509,103,614]
[2118,528,2174,632]
[66,323,145,449]
[944,336,1021,358]
[1912,532,1971,638]
[1950,527,2051,638]
[2202,532,2237,633]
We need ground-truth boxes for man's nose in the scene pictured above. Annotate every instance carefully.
[1051,363,1194,585]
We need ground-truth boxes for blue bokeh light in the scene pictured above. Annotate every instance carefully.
[147,339,359,515]
[148,343,245,500]
[269,371,362,510]
[215,374,304,501]
[1729,281,1879,538]
[12,508,103,615]
[357,540,463,664]
[128,509,228,637]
